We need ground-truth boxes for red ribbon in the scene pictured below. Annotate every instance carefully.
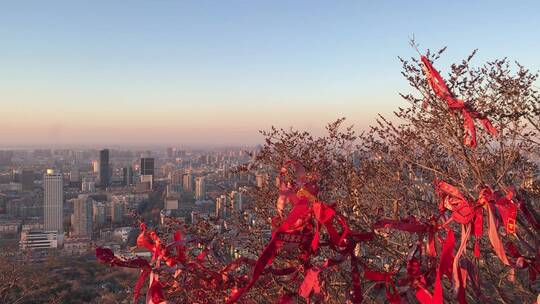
[373,216,439,257]
[298,267,322,300]
[421,55,497,147]
[402,257,433,304]
[95,247,156,303]
[227,161,373,303]
[364,268,401,303]
[494,190,518,234]
[433,229,455,304]
[146,272,166,304]
[436,181,513,266]
[96,247,151,269]
[477,188,510,265]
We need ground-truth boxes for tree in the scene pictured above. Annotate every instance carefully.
[239,46,540,303]
[356,45,540,303]
[0,245,137,304]
[96,46,540,304]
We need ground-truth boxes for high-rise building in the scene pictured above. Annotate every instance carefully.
[183,172,194,192]
[111,199,125,223]
[71,197,93,238]
[70,165,80,182]
[215,194,228,218]
[92,202,106,227]
[92,160,99,173]
[195,177,206,200]
[230,190,243,211]
[123,166,133,186]
[140,158,155,177]
[44,169,63,235]
[21,169,34,191]
[99,149,110,188]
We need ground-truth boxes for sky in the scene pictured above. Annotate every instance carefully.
[1,1,539,147]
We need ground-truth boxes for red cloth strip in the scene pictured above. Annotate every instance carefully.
[421,55,497,147]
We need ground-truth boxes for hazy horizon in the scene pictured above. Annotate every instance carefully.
[2,1,540,146]
[0,143,262,150]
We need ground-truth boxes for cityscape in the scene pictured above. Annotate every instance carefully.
[1,1,540,304]
[0,146,268,302]
[0,147,262,255]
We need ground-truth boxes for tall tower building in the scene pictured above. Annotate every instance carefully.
[215,194,228,218]
[71,197,93,238]
[111,199,125,223]
[44,169,63,234]
[99,149,110,188]
[230,190,243,211]
[92,160,99,173]
[183,172,194,192]
[123,166,133,186]
[195,177,206,200]
[92,202,106,227]
[140,157,155,177]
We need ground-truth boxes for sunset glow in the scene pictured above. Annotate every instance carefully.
[1,1,539,146]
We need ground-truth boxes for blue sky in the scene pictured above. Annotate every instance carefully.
[0,1,539,147]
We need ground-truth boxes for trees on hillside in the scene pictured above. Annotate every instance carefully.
[0,248,137,304]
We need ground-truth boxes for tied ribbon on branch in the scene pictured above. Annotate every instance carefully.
[435,180,537,302]
[226,161,373,304]
[420,55,497,147]
[97,222,252,304]
[373,179,535,304]
[96,222,187,304]
[363,268,401,303]
[371,219,437,303]
[436,180,515,265]
[373,215,439,257]
[96,247,163,303]
[436,180,505,302]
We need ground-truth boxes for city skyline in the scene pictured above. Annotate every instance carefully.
[2,1,540,147]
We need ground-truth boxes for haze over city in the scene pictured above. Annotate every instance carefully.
[2,1,539,147]
[2,1,540,304]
